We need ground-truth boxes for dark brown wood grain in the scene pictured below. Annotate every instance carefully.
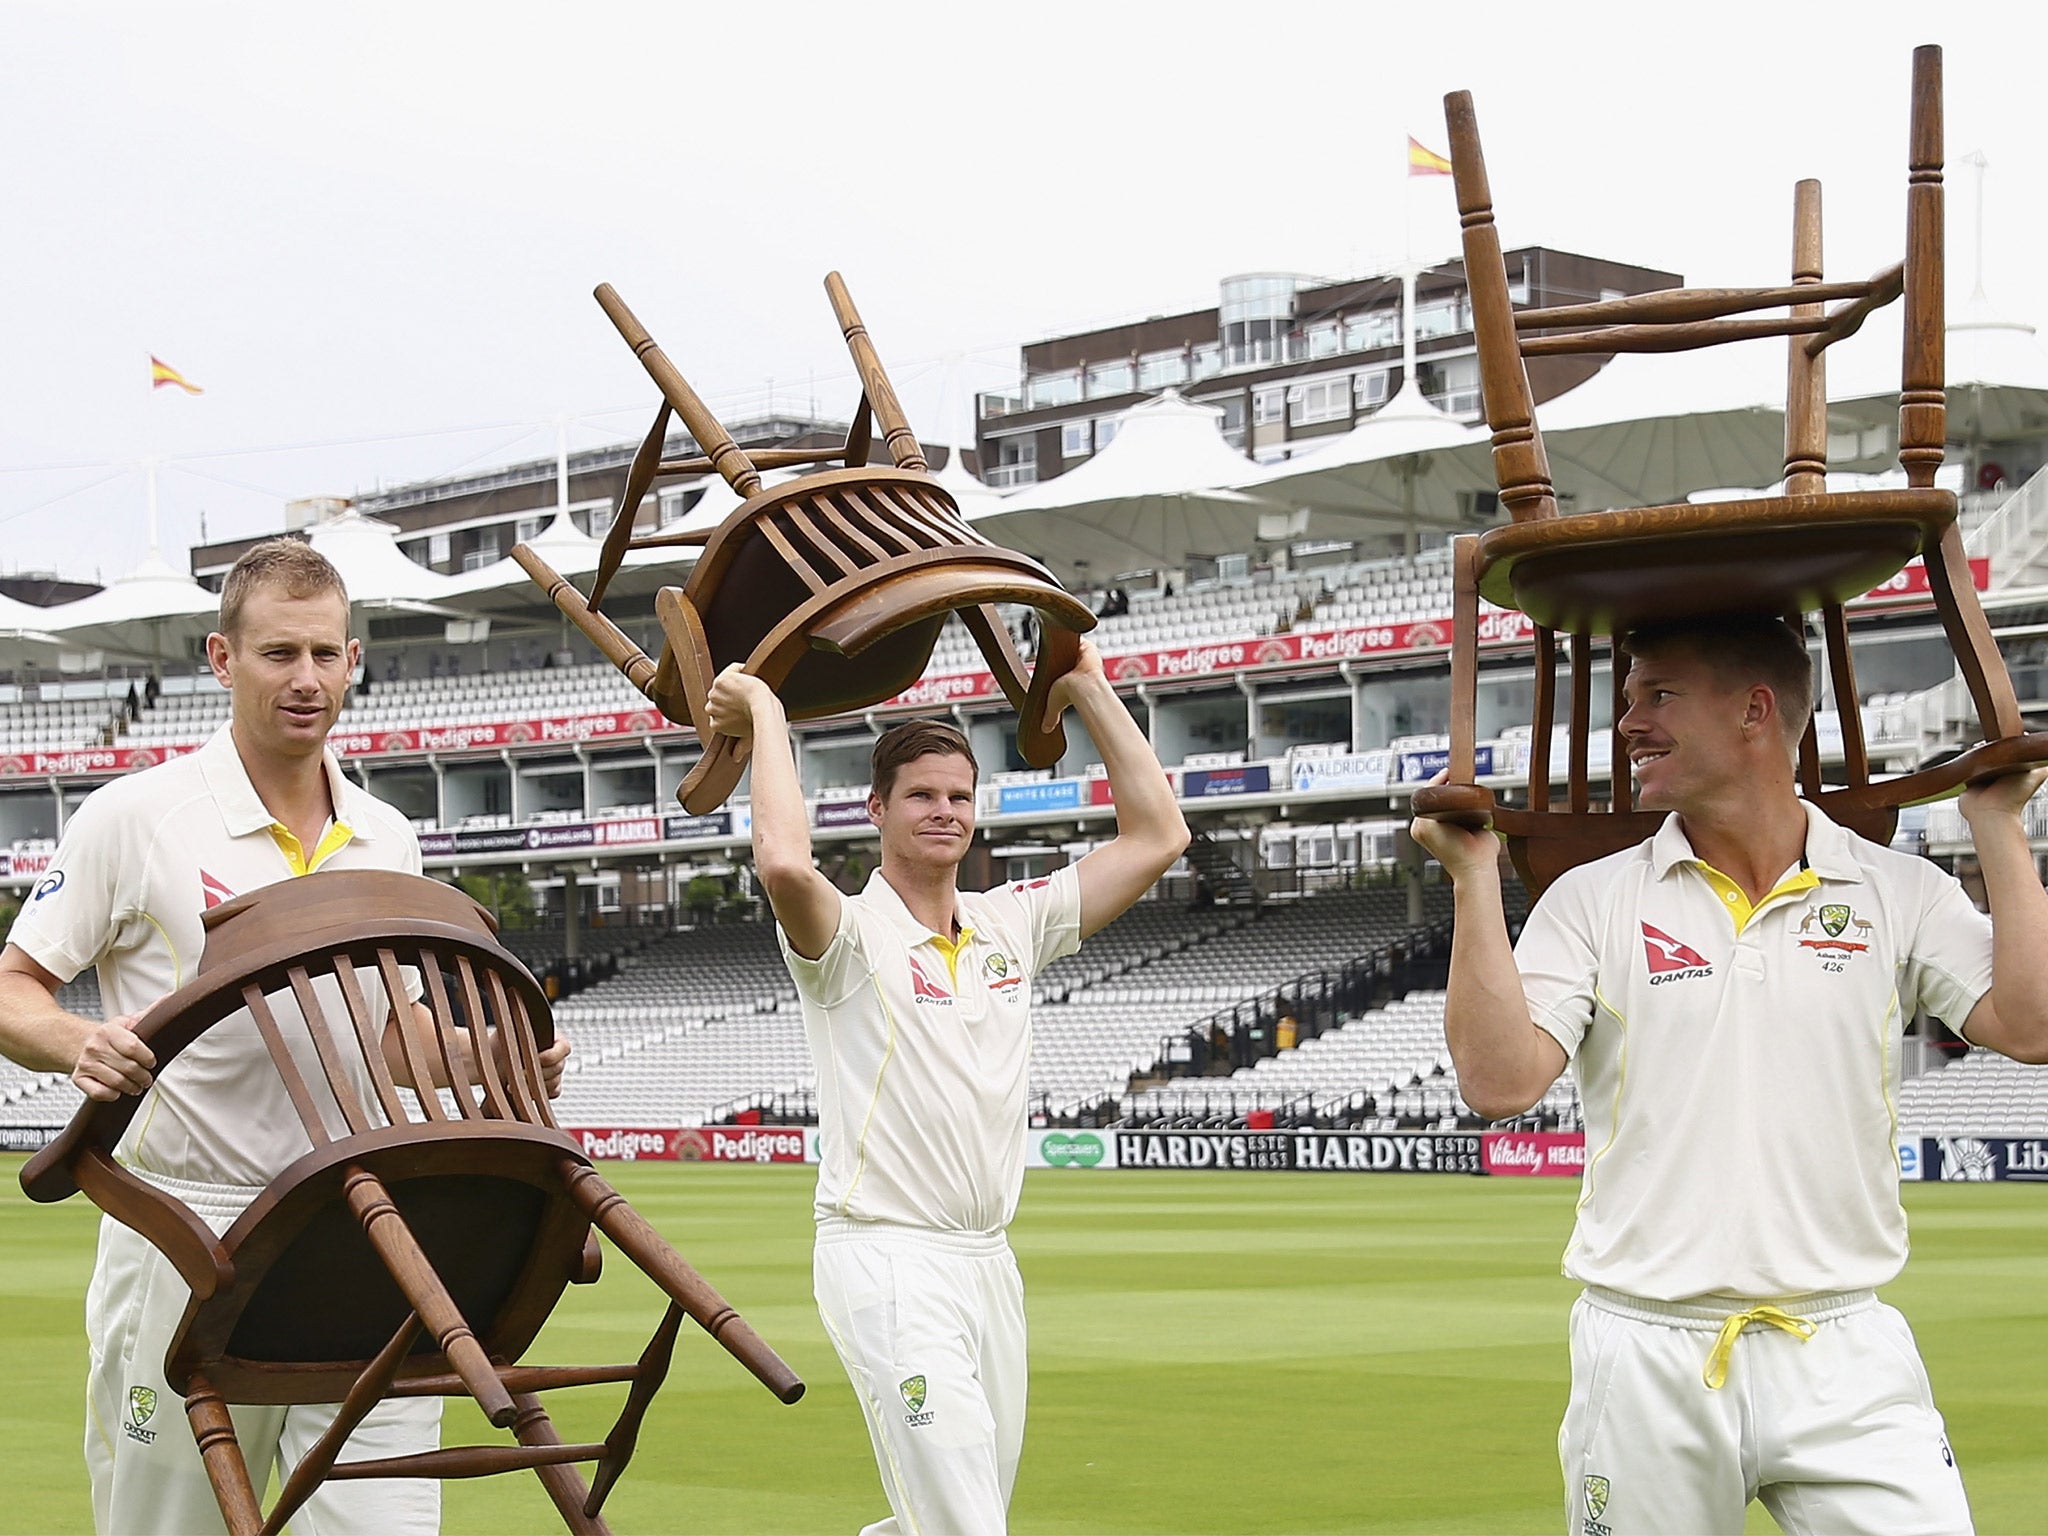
[20,870,802,1531]
[1413,46,2045,892]
[518,277,1097,816]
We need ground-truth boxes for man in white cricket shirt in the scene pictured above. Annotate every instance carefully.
[1415,613,2048,1536]
[0,541,569,1535]
[708,640,1187,1535]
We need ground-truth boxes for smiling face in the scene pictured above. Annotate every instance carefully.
[207,584,358,768]
[1617,646,1766,812]
[869,750,977,875]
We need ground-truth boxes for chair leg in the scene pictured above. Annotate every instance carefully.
[341,1163,517,1427]
[184,1371,264,1536]
[262,1313,424,1536]
[561,1161,804,1404]
[585,1302,684,1520]
[509,1390,612,1536]
[961,603,1074,769]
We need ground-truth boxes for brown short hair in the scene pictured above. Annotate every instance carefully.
[218,538,350,639]
[871,719,978,800]
[1623,614,1814,743]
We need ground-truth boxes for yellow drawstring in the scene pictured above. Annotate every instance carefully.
[1702,1305,1817,1389]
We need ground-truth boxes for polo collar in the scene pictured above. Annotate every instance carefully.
[197,722,375,843]
[861,867,969,946]
[1648,799,1862,885]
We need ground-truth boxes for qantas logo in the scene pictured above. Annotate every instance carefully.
[908,956,952,1006]
[1641,922,1713,983]
[199,869,237,910]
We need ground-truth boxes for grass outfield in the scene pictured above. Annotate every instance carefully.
[2,1161,2043,1535]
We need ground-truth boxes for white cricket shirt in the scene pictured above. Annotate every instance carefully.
[780,864,1082,1233]
[1516,800,1992,1301]
[9,724,423,1186]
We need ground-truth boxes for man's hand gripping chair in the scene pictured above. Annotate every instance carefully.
[515,274,1096,812]
[1412,45,2048,892]
[21,871,803,1535]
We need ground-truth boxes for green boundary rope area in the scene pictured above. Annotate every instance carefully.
[2,1162,2042,1535]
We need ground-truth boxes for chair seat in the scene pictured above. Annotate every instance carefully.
[1476,489,1955,633]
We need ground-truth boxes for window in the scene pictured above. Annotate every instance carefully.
[1289,379,1351,426]
[1213,395,1247,447]
[987,436,1038,488]
[1095,416,1121,450]
[585,506,615,538]
[1138,349,1188,390]
[1413,293,1465,339]
[1252,388,1286,426]
[1085,359,1134,397]
[1419,355,1481,415]
[1025,370,1081,409]
[516,515,546,543]
[428,531,451,566]
[1354,370,1389,409]
[1507,261,1530,306]
[1344,308,1399,351]
[1061,420,1093,459]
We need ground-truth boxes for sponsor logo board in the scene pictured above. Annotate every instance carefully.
[1113,1128,1481,1174]
[1482,1130,1587,1177]
[1027,1129,1115,1168]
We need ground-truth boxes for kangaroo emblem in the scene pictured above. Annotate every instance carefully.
[1796,909,1820,934]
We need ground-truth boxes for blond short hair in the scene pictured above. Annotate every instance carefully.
[218,539,350,639]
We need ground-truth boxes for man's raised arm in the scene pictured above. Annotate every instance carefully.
[706,665,841,958]
[1957,767,2048,1064]
[1406,813,1565,1120]
[1054,642,1191,939]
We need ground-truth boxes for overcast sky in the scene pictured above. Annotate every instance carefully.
[3,0,2041,582]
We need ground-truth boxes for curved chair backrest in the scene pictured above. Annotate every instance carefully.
[21,869,799,1535]
[516,273,1094,814]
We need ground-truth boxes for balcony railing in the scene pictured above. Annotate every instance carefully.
[985,462,1039,489]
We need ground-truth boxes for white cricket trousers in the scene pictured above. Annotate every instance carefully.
[84,1170,441,1536]
[814,1217,1027,1536]
[1560,1286,1973,1536]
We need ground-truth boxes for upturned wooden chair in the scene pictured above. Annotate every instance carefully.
[1412,45,2048,892]
[20,870,802,1536]
[515,274,1096,814]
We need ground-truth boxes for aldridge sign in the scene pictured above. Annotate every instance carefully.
[1114,1128,1483,1174]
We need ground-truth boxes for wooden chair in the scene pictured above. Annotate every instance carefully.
[515,274,1096,814]
[20,870,802,1536]
[1412,45,2048,892]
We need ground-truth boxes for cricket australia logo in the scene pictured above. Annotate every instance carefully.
[1641,922,1712,984]
[125,1385,158,1444]
[899,1374,934,1427]
[1796,902,1873,955]
[1582,1472,1613,1534]
[983,950,1022,999]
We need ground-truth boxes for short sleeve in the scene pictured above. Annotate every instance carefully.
[5,786,131,984]
[986,864,1083,977]
[1900,863,1994,1031]
[777,893,869,1008]
[1514,871,1602,1058]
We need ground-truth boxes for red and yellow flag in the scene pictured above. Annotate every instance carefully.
[150,355,203,395]
[1407,136,1454,177]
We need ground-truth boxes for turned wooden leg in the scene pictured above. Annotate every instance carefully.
[184,1371,264,1536]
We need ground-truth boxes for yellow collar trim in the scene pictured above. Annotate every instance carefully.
[929,926,977,986]
[1692,862,1820,936]
[269,818,356,877]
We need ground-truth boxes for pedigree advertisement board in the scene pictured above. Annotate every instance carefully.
[565,1126,814,1163]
